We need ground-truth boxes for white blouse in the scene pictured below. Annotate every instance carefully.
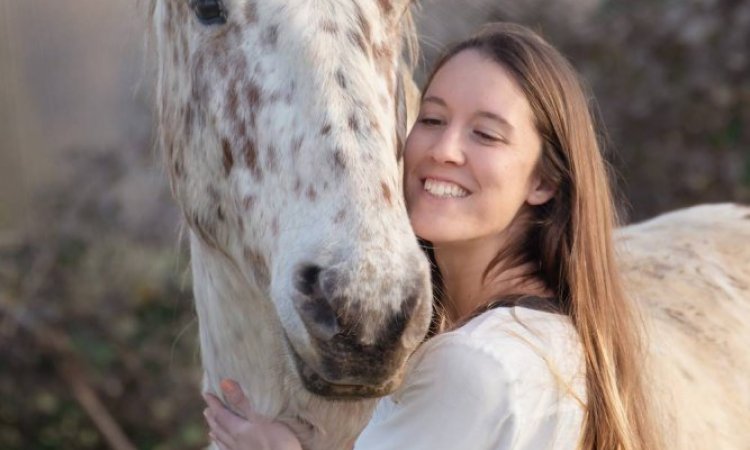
[354,306,587,450]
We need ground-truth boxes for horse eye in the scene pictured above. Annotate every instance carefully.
[190,0,227,25]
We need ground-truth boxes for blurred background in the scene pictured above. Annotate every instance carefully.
[0,0,747,448]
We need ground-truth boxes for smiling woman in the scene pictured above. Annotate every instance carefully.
[405,49,554,271]
[203,21,663,450]
[404,23,664,450]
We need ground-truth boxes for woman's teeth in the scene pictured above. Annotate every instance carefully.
[423,178,469,198]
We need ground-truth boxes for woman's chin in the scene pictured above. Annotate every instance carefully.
[408,204,473,244]
[411,222,462,245]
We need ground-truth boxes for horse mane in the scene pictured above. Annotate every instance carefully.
[400,1,421,71]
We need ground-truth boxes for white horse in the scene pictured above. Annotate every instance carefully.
[150,1,750,448]
[152,0,429,448]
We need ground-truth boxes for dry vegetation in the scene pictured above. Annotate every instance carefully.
[0,149,202,449]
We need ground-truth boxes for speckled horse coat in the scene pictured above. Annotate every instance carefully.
[152,0,429,448]
[150,1,750,449]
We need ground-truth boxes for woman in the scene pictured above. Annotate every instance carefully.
[203,22,662,450]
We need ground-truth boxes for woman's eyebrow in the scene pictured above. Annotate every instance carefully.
[421,96,514,132]
[477,111,514,131]
[421,95,447,107]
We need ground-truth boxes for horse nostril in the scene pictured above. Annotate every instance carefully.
[300,296,339,334]
[379,293,420,344]
[295,264,322,297]
[295,264,340,337]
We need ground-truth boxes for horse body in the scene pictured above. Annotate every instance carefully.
[618,203,750,449]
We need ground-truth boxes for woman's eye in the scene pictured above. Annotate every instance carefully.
[474,130,506,144]
[419,117,442,126]
[190,0,227,25]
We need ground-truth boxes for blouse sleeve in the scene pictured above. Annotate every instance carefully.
[354,335,514,450]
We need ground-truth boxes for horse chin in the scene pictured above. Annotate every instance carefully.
[286,337,404,400]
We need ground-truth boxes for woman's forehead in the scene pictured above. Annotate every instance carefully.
[423,50,533,125]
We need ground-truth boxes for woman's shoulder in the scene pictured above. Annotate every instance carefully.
[362,307,587,449]
[458,304,576,338]
[402,307,586,405]
[436,307,581,364]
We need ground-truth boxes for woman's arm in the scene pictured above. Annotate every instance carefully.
[204,338,511,450]
[204,330,582,450]
[203,380,302,450]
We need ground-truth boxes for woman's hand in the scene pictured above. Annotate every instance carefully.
[203,379,302,450]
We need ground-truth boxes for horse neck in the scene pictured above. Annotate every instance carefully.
[189,234,287,416]
[190,233,378,448]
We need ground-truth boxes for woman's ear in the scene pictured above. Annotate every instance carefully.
[526,175,556,206]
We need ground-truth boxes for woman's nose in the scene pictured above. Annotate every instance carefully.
[429,127,465,165]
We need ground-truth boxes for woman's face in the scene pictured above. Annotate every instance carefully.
[404,49,553,245]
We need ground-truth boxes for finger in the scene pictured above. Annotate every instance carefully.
[203,392,227,414]
[205,408,237,449]
[204,392,232,414]
[220,379,260,420]
[209,431,232,450]
[204,393,250,431]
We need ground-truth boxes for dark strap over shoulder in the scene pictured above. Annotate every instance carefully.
[488,295,564,315]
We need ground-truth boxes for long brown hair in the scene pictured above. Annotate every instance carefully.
[421,23,662,450]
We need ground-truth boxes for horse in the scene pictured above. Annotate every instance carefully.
[151,0,430,447]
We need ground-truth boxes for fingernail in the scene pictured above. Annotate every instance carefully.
[220,378,237,393]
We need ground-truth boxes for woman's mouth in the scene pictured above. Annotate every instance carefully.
[423,178,470,198]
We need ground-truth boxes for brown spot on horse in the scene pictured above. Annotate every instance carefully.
[263,25,279,47]
[348,113,359,133]
[243,246,269,281]
[244,139,259,175]
[381,182,393,206]
[335,70,348,90]
[321,20,338,34]
[246,81,262,107]
[347,30,367,55]
[307,185,317,201]
[333,148,346,171]
[222,138,235,175]
[377,0,393,15]
[245,1,258,23]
